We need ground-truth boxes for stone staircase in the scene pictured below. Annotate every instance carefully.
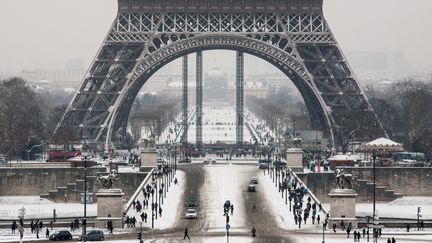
[40,176,97,203]
[355,179,403,203]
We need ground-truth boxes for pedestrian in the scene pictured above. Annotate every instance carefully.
[391,237,396,243]
[387,238,391,243]
[251,227,256,237]
[298,215,302,229]
[36,226,39,239]
[49,220,53,230]
[333,223,337,233]
[159,207,163,217]
[46,228,50,239]
[362,228,366,238]
[144,212,148,223]
[183,227,190,240]
[11,220,17,234]
[174,178,178,185]
[406,223,410,232]
[30,219,34,233]
[317,215,320,225]
[420,220,424,230]
[230,204,234,215]
[357,231,361,241]
[353,230,357,241]
[347,226,351,238]
[19,226,24,240]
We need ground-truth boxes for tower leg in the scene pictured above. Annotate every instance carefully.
[236,51,244,147]
[196,51,203,151]
[181,55,188,145]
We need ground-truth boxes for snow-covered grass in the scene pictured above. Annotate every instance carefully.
[0,196,97,220]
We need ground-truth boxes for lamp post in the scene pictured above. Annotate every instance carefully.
[372,151,377,243]
[82,155,88,241]
[150,187,155,228]
[322,213,329,243]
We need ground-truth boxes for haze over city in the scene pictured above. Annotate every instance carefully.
[0,0,431,75]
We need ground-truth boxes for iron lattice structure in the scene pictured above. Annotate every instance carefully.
[236,51,244,146]
[56,0,386,149]
[195,51,203,150]
[181,55,188,145]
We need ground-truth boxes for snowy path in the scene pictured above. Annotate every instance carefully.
[126,170,186,230]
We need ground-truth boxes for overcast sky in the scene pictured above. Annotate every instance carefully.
[0,0,431,73]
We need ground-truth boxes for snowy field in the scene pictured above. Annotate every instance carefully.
[0,196,96,220]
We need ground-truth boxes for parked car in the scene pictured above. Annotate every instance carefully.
[78,230,105,241]
[178,158,191,163]
[49,230,73,241]
[250,177,259,184]
[247,184,256,192]
[186,197,198,207]
[185,208,197,219]
[258,163,269,169]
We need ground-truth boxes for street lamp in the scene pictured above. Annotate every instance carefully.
[150,187,155,228]
[81,154,89,241]
[322,213,329,243]
[372,151,378,243]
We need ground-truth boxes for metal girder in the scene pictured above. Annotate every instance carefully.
[56,1,386,149]
[236,51,244,146]
[181,55,188,145]
[196,51,203,150]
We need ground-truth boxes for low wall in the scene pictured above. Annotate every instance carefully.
[299,167,432,203]
[0,167,106,196]
[341,167,432,197]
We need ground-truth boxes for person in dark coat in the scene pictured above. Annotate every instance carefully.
[183,227,190,240]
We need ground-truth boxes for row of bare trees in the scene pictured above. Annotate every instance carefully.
[0,78,72,160]
[367,80,432,159]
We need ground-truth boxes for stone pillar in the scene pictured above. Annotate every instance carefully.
[95,189,124,229]
[286,148,303,172]
[140,148,157,168]
[329,189,358,228]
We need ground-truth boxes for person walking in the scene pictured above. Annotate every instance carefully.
[387,238,391,243]
[251,227,256,237]
[406,223,410,232]
[333,223,337,233]
[144,212,148,223]
[183,227,190,240]
[46,228,50,239]
[357,231,361,241]
[317,215,320,225]
[346,226,351,238]
[353,230,357,241]
[11,220,17,234]
[391,237,396,243]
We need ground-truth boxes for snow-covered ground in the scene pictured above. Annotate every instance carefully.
[200,164,253,233]
[258,171,326,231]
[159,105,270,144]
[126,170,186,230]
[0,196,96,220]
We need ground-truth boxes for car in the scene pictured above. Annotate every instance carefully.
[250,177,258,184]
[186,197,198,207]
[247,184,256,192]
[258,163,269,169]
[49,230,73,241]
[79,230,105,241]
[178,158,191,163]
[185,208,197,219]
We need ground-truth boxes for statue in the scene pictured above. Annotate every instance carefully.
[334,169,355,189]
[142,134,156,149]
[97,170,120,189]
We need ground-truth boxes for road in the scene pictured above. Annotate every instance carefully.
[139,162,295,242]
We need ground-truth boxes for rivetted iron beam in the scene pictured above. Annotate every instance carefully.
[196,51,203,150]
[181,55,188,145]
[236,51,244,147]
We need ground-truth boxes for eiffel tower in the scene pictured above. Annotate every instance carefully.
[56,0,386,149]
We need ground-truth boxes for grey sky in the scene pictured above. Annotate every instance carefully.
[0,0,431,73]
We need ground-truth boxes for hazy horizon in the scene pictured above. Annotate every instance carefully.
[0,0,431,74]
